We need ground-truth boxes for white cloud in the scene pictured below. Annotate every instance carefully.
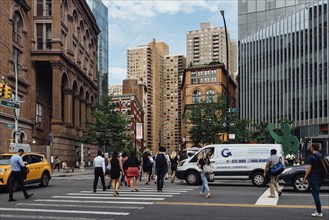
[103,0,232,21]
[109,66,127,85]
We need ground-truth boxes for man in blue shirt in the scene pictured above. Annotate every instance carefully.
[8,149,33,202]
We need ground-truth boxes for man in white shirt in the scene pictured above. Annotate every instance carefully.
[93,151,106,193]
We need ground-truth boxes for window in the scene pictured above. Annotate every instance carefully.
[191,71,196,84]
[36,0,52,16]
[13,47,22,76]
[61,0,68,23]
[36,23,52,50]
[36,103,43,128]
[61,30,67,52]
[12,11,23,44]
[206,89,215,103]
[204,70,210,83]
[211,70,217,82]
[192,90,201,104]
[30,154,43,164]
[197,71,202,83]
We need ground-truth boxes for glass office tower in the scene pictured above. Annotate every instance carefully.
[239,1,329,138]
[86,0,109,99]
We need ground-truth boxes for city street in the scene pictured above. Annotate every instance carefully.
[0,174,328,220]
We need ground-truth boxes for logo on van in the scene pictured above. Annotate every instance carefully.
[221,148,232,158]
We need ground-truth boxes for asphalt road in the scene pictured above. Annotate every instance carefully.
[0,175,328,220]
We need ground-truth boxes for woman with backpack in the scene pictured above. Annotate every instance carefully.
[109,151,122,196]
[142,152,152,185]
[125,152,140,192]
[170,151,178,183]
[197,151,211,198]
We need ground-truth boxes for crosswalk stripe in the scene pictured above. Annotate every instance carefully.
[0,208,129,216]
[94,189,189,193]
[255,188,280,206]
[53,195,165,200]
[67,193,173,197]
[0,214,110,220]
[80,191,181,195]
[95,188,195,191]
[16,203,144,209]
[35,199,154,205]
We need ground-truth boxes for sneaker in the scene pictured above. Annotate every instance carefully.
[278,191,282,197]
[206,193,211,198]
[311,212,323,218]
[25,194,33,199]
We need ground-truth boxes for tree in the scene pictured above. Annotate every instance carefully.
[81,96,131,153]
[251,121,273,144]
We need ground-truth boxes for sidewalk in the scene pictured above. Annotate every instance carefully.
[52,167,94,178]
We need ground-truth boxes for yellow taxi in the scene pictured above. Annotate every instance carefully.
[0,152,52,190]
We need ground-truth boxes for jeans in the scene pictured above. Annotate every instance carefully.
[309,176,324,213]
[156,170,165,191]
[200,173,210,193]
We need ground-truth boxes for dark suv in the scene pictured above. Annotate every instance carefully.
[278,155,329,192]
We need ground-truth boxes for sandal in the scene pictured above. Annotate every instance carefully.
[206,193,211,198]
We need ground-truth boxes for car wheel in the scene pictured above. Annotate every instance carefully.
[39,172,50,187]
[252,172,266,187]
[186,171,200,185]
[293,174,310,192]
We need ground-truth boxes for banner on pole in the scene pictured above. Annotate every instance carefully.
[136,123,143,140]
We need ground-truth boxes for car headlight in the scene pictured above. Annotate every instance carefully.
[282,167,292,174]
[0,169,6,173]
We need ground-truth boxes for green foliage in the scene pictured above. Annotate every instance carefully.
[81,96,131,153]
[251,120,273,144]
[184,94,251,145]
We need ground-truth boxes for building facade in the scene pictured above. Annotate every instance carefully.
[163,55,186,152]
[239,1,329,139]
[86,0,109,99]
[238,0,314,40]
[112,94,144,153]
[127,39,169,153]
[0,0,100,166]
[182,64,237,148]
[186,22,237,75]
[108,85,122,95]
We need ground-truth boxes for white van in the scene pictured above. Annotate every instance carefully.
[176,144,284,186]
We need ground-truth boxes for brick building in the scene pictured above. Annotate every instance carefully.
[0,0,100,167]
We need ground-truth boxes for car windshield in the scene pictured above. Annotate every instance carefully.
[0,155,12,165]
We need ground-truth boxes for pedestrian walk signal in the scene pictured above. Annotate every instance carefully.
[218,133,228,142]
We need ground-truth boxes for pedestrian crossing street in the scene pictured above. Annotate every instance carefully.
[0,186,198,220]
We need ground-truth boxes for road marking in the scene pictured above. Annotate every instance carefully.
[279,193,329,197]
[255,188,280,206]
[80,190,181,195]
[94,189,191,192]
[16,203,144,209]
[35,199,154,205]
[0,214,110,220]
[53,195,165,200]
[155,201,329,209]
[67,193,173,197]
[0,208,129,216]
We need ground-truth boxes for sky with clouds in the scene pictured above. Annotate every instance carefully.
[101,0,238,85]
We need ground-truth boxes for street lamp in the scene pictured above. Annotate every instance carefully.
[0,39,20,144]
[220,10,230,138]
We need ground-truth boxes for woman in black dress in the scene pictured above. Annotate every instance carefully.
[110,151,122,196]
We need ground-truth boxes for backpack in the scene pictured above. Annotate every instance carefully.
[156,154,166,168]
[142,157,151,170]
[270,158,285,176]
[317,155,329,176]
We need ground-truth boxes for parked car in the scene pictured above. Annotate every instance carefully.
[279,155,329,192]
[177,144,284,186]
[0,152,52,190]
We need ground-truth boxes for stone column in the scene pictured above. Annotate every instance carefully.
[51,61,63,128]
[63,88,73,126]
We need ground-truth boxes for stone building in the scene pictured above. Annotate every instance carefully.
[181,64,237,148]
[0,0,100,167]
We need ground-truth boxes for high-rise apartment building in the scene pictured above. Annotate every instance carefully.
[108,85,122,95]
[127,39,169,152]
[163,55,186,152]
[186,22,237,75]
[238,0,314,39]
[86,0,109,99]
[239,1,329,140]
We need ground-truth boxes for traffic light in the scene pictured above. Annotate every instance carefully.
[0,83,5,97]
[218,133,228,142]
[4,85,12,99]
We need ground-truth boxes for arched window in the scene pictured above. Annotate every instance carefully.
[192,90,201,104]
[61,0,68,24]
[73,11,78,36]
[79,21,84,42]
[12,11,23,44]
[206,89,215,103]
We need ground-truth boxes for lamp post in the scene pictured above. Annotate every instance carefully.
[220,10,230,138]
[0,39,19,144]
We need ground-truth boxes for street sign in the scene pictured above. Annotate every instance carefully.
[227,108,239,113]
[0,100,19,109]
[229,134,235,139]
[228,122,235,127]
[221,122,227,128]
[6,124,15,128]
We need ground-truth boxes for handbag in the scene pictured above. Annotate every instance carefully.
[270,158,284,176]
[126,167,139,177]
[203,159,213,174]
[207,173,215,182]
